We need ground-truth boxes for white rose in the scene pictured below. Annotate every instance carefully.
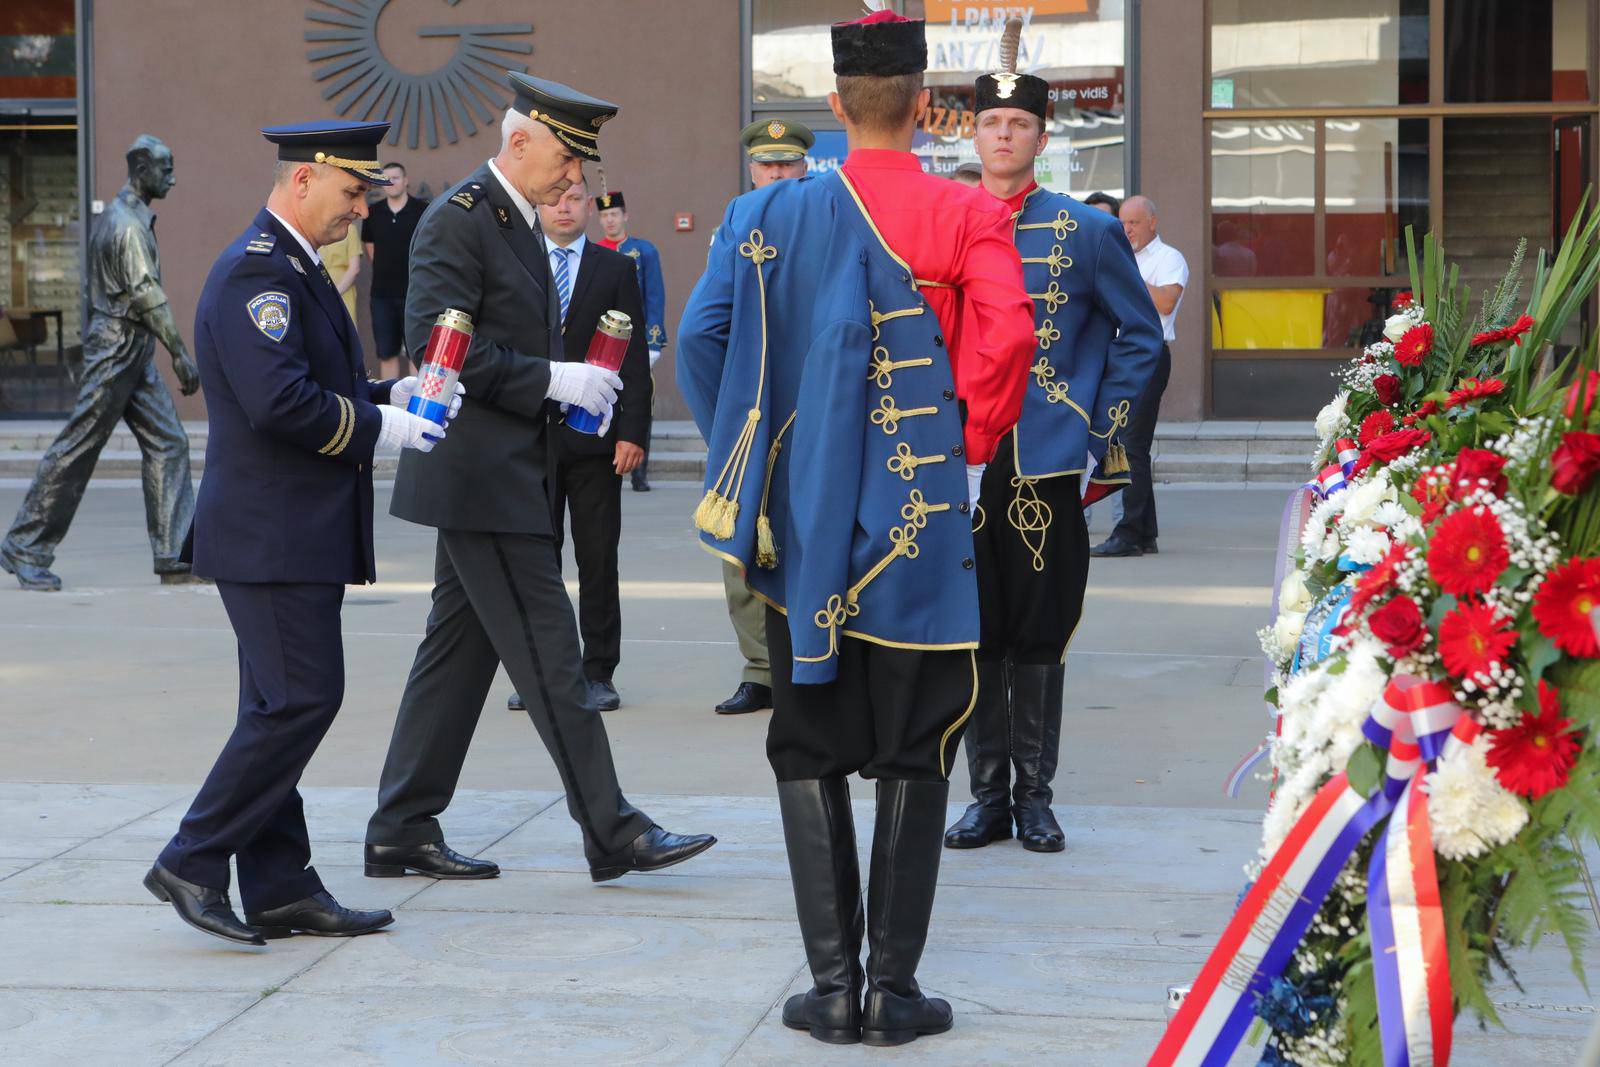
[1273,611,1307,659]
[1383,311,1417,343]
[1314,392,1350,440]
[1279,571,1313,613]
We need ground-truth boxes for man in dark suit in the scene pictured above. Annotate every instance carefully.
[363,73,715,884]
[504,178,649,713]
[146,121,454,946]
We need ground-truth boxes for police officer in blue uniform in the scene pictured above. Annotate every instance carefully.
[942,54,1162,854]
[144,122,457,946]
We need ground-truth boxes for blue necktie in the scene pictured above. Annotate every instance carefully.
[552,246,572,322]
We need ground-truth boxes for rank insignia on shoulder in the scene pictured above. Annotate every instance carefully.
[493,205,511,228]
[286,254,306,275]
[449,187,479,210]
[245,233,276,255]
[247,291,291,343]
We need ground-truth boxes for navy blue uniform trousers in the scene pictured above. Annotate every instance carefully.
[158,581,344,913]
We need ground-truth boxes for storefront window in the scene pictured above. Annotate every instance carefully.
[1,1,79,416]
[1213,285,1401,350]
[1446,0,1593,103]
[1210,0,1429,109]
[1210,120,1316,277]
[751,0,866,103]
[1324,117,1428,277]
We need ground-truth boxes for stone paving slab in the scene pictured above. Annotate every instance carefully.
[0,989,258,1066]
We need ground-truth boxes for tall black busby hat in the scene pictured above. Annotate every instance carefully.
[974,17,1049,122]
[831,9,927,77]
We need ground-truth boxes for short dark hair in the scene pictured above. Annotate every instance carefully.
[381,161,406,174]
[1084,191,1121,214]
[836,73,924,132]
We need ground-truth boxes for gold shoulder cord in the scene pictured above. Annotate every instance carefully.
[695,229,777,541]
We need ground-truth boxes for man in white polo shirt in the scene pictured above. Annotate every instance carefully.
[1093,194,1187,558]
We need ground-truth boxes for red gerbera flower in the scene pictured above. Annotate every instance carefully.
[1411,464,1452,523]
[1532,556,1600,656]
[1346,542,1410,619]
[1470,314,1536,348]
[1358,410,1395,447]
[1427,506,1509,597]
[1486,681,1581,798]
[1436,599,1516,681]
[1393,291,1414,309]
[1403,400,1440,427]
[1551,431,1600,495]
[1394,323,1434,367]
[1446,377,1506,409]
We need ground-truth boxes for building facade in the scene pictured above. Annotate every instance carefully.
[0,1,1594,423]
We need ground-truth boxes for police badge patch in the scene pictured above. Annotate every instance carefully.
[248,291,291,343]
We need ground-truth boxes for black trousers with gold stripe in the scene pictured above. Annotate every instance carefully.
[765,605,976,783]
[974,434,1091,665]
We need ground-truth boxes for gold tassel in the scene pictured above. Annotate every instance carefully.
[714,497,740,541]
[1103,442,1129,476]
[756,514,778,569]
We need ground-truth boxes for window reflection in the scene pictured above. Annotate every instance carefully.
[1324,118,1428,277]
[1212,286,1403,350]
[751,0,865,103]
[1210,121,1316,277]
[1446,0,1593,103]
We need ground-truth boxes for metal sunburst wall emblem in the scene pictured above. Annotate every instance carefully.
[305,0,534,149]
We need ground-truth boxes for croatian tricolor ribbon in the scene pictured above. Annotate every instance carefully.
[1336,437,1361,478]
[1316,464,1349,498]
[1154,677,1470,1067]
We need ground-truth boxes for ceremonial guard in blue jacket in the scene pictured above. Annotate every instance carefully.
[595,189,666,491]
[943,44,1163,855]
[145,122,454,947]
[679,12,1033,1048]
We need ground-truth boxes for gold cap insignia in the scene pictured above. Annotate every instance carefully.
[593,114,610,129]
[768,121,786,139]
[993,73,1020,100]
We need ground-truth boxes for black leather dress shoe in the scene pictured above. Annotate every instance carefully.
[507,692,525,712]
[715,681,773,715]
[589,825,717,882]
[631,472,651,492]
[364,841,500,879]
[244,890,394,939]
[1,549,61,592]
[589,679,621,711]
[1089,536,1143,558]
[143,863,264,946]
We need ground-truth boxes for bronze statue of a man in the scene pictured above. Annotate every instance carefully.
[1,134,202,591]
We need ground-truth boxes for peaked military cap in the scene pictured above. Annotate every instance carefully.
[740,119,815,162]
[506,72,618,162]
[595,190,626,212]
[260,121,392,184]
[831,10,926,77]
[975,71,1050,122]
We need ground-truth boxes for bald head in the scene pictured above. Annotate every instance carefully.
[1119,195,1159,253]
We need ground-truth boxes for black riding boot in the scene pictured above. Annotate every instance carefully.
[862,779,954,1046]
[1011,663,1066,852]
[944,658,1012,848]
[777,778,864,1044]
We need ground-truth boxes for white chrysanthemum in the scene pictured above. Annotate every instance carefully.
[1372,500,1410,529]
[1344,526,1391,565]
[1425,736,1529,861]
[1315,392,1350,441]
[1340,477,1397,527]
[1262,761,1325,859]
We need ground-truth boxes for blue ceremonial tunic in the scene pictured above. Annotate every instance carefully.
[190,208,392,584]
[616,236,668,349]
[677,171,979,684]
[1009,189,1162,487]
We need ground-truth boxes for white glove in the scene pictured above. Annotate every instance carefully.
[389,376,465,422]
[966,463,986,513]
[648,348,662,369]
[547,361,622,415]
[378,405,444,453]
[559,399,614,437]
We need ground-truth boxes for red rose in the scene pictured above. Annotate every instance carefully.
[1374,374,1401,406]
[1452,448,1508,498]
[1567,371,1600,421]
[1364,428,1431,463]
[1394,323,1434,367]
[1369,595,1428,658]
[1358,410,1395,447]
[1551,431,1600,495]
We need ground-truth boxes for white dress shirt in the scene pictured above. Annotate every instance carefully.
[266,208,322,266]
[547,232,587,296]
[486,158,538,230]
[1135,234,1189,343]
